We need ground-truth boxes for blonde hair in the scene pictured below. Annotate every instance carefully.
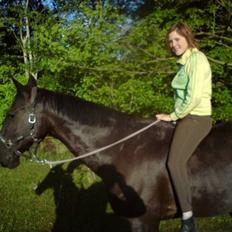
[166,22,198,53]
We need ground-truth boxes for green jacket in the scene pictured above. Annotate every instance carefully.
[170,48,212,121]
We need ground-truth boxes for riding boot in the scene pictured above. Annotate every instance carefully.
[179,217,198,232]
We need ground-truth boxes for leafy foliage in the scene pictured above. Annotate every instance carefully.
[0,0,231,125]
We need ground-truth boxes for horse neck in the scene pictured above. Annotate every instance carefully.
[39,91,141,167]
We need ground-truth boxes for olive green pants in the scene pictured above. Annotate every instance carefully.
[167,115,212,212]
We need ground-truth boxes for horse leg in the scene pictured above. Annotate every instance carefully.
[128,217,160,232]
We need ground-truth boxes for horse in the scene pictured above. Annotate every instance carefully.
[0,76,232,232]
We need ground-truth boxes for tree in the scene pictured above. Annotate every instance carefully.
[0,0,48,79]
[0,0,52,122]
[0,0,231,124]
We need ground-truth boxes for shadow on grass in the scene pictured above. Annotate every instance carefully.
[35,161,130,232]
[34,160,232,232]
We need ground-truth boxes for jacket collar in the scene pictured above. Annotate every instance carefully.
[177,48,198,65]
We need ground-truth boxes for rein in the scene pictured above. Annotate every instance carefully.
[32,119,161,168]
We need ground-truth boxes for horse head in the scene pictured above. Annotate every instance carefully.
[0,76,43,168]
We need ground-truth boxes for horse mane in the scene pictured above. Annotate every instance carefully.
[36,87,175,137]
[37,88,137,127]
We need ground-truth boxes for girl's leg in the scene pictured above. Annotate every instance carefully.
[167,115,212,212]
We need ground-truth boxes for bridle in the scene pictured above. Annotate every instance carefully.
[0,86,41,160]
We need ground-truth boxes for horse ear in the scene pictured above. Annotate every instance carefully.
[12,78,31,100]
[12,78,25,93]
[27,74,37,88]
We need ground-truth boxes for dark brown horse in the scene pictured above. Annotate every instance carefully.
[0,76,232,232]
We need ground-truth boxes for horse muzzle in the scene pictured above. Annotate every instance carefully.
[0,136,20,169]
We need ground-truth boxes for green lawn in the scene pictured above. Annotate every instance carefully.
[0,141,232,232]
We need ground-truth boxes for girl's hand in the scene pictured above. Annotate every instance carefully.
[156,113,172,122]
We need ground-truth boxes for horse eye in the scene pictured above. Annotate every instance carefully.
[8,112,15,118]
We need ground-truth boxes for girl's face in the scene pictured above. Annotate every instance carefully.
[168,30,189,56]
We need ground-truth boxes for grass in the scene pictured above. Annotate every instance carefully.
[0,138,232,232]
[160,216,232,232]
